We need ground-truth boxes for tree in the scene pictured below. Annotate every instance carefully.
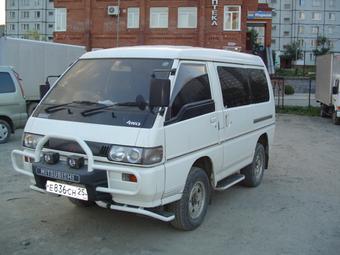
[24,30,41,41]
[248,29,261,54]
[313,36,331,56]
[282,41,303,61]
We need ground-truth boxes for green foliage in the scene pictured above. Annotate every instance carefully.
[248,29,261,54]
[313,36,331,56]
[282,41,303,61]
[284,85,295,95]
[276,106,321,116]
[24,30,41,41]
[275,66,316,78]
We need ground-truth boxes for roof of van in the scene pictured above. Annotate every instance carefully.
[80,46,264,66]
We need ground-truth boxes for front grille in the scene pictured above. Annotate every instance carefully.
[44,138,111,157]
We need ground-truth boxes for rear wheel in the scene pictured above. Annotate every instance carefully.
[320,104,328,118]
[241,143,266,187]
[68,197,95,207]
[0,120,11,144]
[332,111,340,125]
[169,167,210,231]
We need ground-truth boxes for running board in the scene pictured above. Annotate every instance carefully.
[96,201,175,222]
[215,174,245,191]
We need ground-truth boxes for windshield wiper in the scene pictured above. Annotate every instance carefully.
[81,101,148,117]
[45,101,98,113]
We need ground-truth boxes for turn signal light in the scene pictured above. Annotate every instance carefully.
[122,173,137,183]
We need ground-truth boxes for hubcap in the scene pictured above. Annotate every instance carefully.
[254,151,264,177]
[0,124,9,141]
[188,181,206,219]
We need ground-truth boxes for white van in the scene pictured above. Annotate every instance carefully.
[12,46,275,230]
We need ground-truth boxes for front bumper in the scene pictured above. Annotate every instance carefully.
[11,134,165,208]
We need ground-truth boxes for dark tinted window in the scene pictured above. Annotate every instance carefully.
[0,72,16,93]
[217,66,250,108]
[170,64,212,118]
[248,69,269,103]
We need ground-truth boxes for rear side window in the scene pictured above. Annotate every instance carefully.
[170,63,212,118]
[0,72,16,93]
[217,66,251,108]
[248,69,269,103]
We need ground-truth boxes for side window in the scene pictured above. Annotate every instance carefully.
[169,63,212,119]
[0,72,16,93]
[248,69,269,103]
[217,66,250,108]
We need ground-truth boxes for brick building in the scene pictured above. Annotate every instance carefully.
[53,0,272,54]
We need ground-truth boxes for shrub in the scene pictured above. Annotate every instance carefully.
[284,85,295,95]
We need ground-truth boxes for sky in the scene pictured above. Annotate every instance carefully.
[0,0,4,25]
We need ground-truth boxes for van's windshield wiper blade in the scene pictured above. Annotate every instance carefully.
[81,101,147,117]
[45,101,98,113]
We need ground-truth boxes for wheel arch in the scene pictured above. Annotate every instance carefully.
[0,116,15,133]
[192,156,214,186]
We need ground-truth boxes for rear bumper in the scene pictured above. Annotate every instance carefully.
[11,134,165,208]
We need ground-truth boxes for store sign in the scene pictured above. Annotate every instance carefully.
[211,0,218,26]
[248,11,272,19]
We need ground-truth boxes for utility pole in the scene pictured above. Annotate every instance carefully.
[116,0,120,47]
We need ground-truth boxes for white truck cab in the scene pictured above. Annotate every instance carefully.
[12,46,275,230]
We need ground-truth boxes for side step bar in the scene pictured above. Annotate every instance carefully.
[96,201,175,222]
[215,174,245,191]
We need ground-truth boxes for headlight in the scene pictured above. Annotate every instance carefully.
[23,133,43,149]
[108,145,163,165]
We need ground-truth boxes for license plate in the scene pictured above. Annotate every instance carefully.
[45,180,88,201]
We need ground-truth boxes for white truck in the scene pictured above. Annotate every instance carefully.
[315,53,340,125]
[0,37,86,115]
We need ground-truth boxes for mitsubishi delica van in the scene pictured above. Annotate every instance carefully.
[12,46,275,230]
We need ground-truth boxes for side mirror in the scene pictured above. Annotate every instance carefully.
[149,79,170,107]
[40,82,50,99]
[332,86,338,95]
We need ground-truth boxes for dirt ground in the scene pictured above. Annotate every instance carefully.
[0,114,339,255]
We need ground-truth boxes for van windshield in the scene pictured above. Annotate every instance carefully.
[43,58,173,106]
[34,58,173,128]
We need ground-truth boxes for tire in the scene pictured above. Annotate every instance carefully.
[0,120,11,144]
[241,143,266,187]
[169,167,210,231]
[320,104,328,118]
[68,197,95,207]
[332,111,340,125]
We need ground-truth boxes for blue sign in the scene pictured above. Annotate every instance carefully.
[248,11,272,19]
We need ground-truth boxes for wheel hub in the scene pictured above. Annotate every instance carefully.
[0,124,9,141]
[188,181,206,219]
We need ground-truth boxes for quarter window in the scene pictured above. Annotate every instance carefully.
[170,64,212,118]
[0,73,16,93]
[217,66,250,108]
[248,69,269,103]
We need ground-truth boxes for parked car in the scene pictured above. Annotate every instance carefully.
[12,46,275,230]
[0,66,27,143]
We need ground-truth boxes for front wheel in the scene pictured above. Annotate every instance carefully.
[332,111,340,125]
[0,120,11,144]
[241,143,266,187]
[169,167,210,231]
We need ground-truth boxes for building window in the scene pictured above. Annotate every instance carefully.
[178,7,197,28]
[9,12,16,19]
[328,26,334,34]
[298,12,305,20]
[48,24,53,28]
[10,0,15,7]
[298,26,304,33]
[311,39,317,46]
[35,11,41,18]
[283,17,290,23]
[312,0,321,7]
[284,4,291,9]
[34,0,40,6]
[299,0,304,6]
[150,7,169,28]
[272,39,276,44]
[10,24,15,31]
[271,0,277,3]
[283,31,289,36]
[312,26,319,34]
[34,24,40,31]
[48,11,54,16]
[312,12,321,20]
[21,0,29,7]
[329,13,336,21]
[329,0,335,7]
[272,25,276,31]
[21,24,29,31]
[55,8,67,32]
[223,6,241,31]
[298,39,304,47]
[309,53,314,62]
[21,11,29,19]
[127,7,140,29]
